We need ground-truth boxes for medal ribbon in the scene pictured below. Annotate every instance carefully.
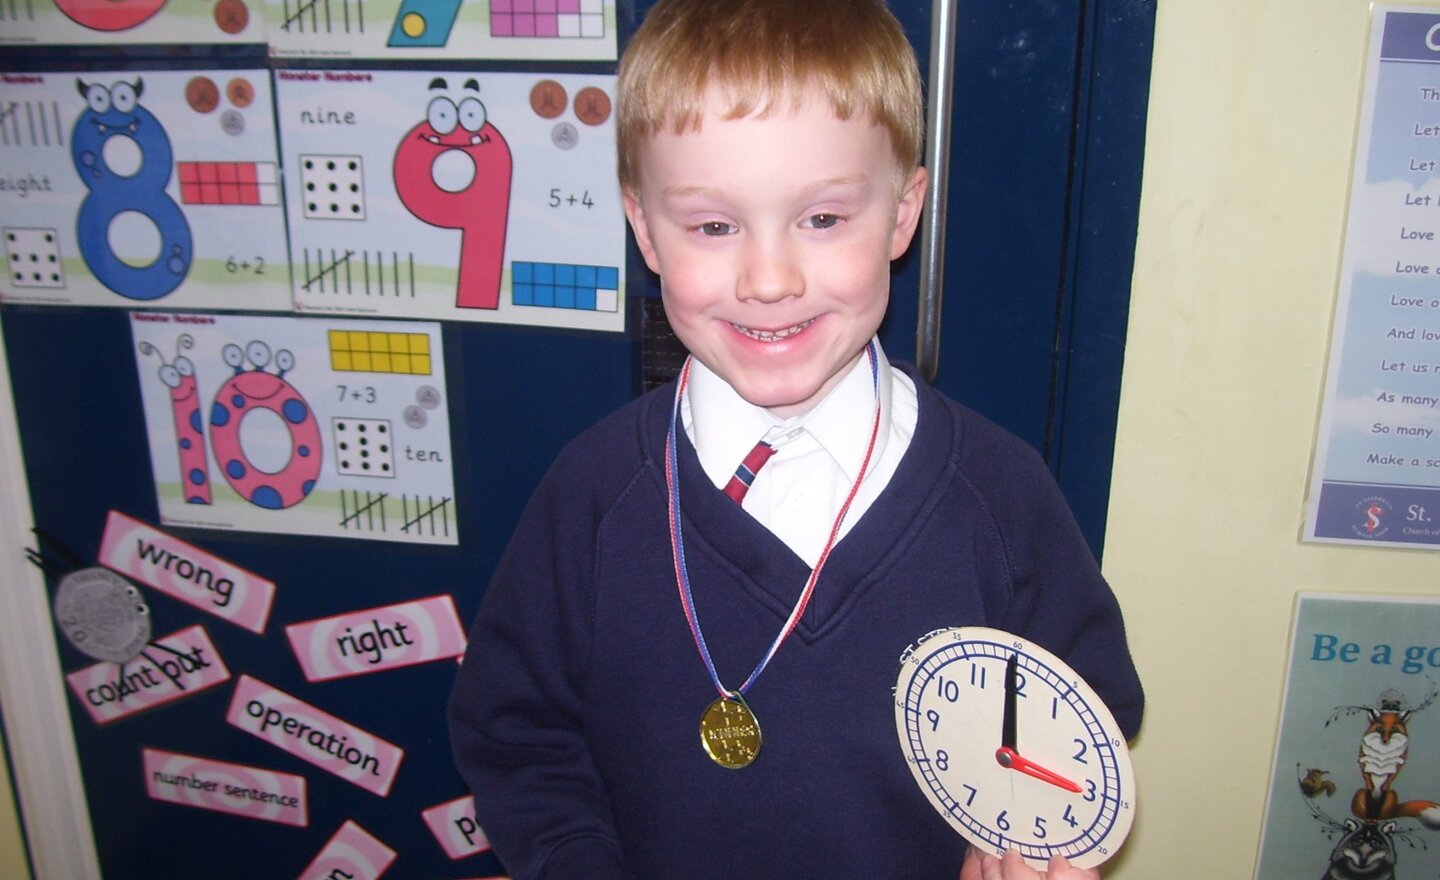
[665,340,882,700]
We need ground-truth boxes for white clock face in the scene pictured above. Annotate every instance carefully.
[894,627,1136,869]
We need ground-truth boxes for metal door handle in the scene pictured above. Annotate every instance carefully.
[917,0,957,383]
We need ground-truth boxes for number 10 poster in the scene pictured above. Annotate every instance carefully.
[131,313,458,545]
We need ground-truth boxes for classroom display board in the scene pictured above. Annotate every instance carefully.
[1255,593,1440,880]
[1,70,293,312]
[1307,6,1440,548]
[0,66,624,330]
[4,283,636,880]
[265,0,616,61]
[276,69,622,329]
[0,1,639,875]
[0,0,265,46]
[1,0,615,59]
[131,313,459,544]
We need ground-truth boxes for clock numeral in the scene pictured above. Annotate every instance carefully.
[1032,816,1048,839]
[1062,804,1079,828]
[1071,738,1090,764]
[1082,779,1098,803]
[996,810,1011,832]
[1051,696,1059,720]
[969,663,986,689]
[935,749,950,771]
[962,783,978,806]
[938,675,962,702]
[925,708,941,732]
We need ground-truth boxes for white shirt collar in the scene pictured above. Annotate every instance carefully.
[682,338,895,488]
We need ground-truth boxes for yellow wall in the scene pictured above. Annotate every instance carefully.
[1104,0,1440,876]
[0,739,29,879]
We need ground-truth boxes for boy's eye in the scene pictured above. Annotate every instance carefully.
[806,213,842,229]
[697,221,736,237]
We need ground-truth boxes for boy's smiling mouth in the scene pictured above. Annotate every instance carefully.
[730,318,815,342]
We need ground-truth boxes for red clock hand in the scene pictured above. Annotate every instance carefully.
[994,747,1083,793]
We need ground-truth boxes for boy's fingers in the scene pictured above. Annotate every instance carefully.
[958,846,982,880]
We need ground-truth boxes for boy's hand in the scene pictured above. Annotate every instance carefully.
[959,848,1100,880]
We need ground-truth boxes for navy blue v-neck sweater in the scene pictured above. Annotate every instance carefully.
[449,365,1143,880]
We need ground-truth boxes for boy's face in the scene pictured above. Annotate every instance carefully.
[623,87,927,418]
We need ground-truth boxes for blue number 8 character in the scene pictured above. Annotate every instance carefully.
[71,78,192,301]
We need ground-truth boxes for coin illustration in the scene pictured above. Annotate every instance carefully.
[574,86,612,126]
[214,0,250,34]
[552,122,579,150]
[226,77,255,108]
[221,109,245,136]
[404,404,428,429]
[186,76,220,114]
[53,568,151,664]
[530,80,568,119]
[416,385,442,410]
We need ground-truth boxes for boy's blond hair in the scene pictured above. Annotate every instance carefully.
[616,0,924,191]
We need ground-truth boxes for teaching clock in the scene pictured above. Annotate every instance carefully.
[893,627,1136,869]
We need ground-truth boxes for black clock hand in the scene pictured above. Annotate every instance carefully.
[1001,653,1017,751]
[996,653,1083,793]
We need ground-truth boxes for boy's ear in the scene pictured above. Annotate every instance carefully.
[889,166,929,261]
[622,189,663,275]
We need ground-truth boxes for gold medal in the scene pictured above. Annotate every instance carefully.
[668,344,882,771]
[699,693,762,769]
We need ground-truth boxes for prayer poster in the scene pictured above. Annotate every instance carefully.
[130,313,459,545]
[1,70,292,312]
[1306,6,1440,547]
[276,69,624,330]
[1254,592,1440,880]
[265,0,616,61]
[0,0,264,46]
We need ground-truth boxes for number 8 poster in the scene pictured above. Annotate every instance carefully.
[1,70,292,312]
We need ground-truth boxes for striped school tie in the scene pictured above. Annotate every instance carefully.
[723,439,778,503]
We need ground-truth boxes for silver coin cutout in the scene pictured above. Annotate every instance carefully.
[552,122,578,150]
[416,385,441,410]
[220,108,245,136]
[53,568,151,663]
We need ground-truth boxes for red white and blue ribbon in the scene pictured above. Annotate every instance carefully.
[665,340,882,700]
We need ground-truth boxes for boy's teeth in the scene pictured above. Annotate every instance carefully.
[732,319,813,342]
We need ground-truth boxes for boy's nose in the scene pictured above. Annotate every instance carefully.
[737,239,804,302]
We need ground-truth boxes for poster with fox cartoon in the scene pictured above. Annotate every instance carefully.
[1255,593,1440,880]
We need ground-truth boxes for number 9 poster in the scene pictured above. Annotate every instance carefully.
[276,70,624,330]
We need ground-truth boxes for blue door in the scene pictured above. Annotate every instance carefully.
[881,0,1156,555]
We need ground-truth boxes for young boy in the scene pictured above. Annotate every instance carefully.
[448,1,1143,878]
